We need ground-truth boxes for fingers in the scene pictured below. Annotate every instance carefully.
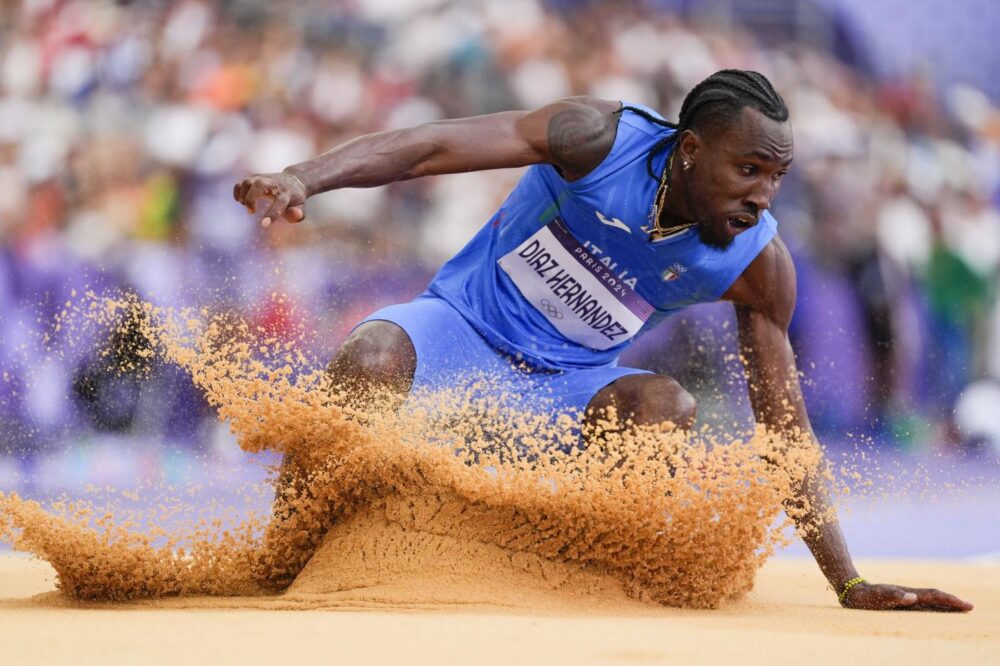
[845,583,973,612]
[249,182,277,216]
[234,178,265,210]
[260,191,291,228]
[906,588,974,612]
[262,200,305,227]
[233,175,307,226]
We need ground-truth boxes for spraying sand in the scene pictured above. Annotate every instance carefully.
[0,296,831,608]
[1,295,992,666]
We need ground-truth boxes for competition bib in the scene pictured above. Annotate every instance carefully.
[497,219,654,350]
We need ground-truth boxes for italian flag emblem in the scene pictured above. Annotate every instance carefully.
[662,263,687,281]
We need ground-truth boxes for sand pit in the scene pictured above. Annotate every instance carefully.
[2,296,994,663]
[0,554,996,665]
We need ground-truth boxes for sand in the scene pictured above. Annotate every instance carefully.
[1,296,829,608]
[0,554,996,665]
[2,296,995,664]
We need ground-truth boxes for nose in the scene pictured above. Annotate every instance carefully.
[744,181,775,213]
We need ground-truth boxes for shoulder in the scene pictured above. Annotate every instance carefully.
[540,96,623,126]
[722,235,797,329]
[526,97,623,181]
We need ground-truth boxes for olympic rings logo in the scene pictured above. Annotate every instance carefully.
[539,298,564,319]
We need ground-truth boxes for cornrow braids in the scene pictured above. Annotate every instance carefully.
[677,69,788,132]
[623,69,788,184]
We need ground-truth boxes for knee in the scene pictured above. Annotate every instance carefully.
[597,374,697,430]
[328,321,416,397]
[630,375,697,429]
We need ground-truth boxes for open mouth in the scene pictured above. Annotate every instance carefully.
[726,214,756,230]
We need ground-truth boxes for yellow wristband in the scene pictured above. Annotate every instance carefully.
[838,576,866,604]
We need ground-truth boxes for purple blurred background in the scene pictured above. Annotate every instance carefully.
[1,0,998,558]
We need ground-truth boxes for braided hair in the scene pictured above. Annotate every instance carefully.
[621,69,789,183]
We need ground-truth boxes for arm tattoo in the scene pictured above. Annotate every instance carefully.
[546,108,616,179]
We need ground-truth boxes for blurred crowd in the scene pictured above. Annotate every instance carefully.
[1,0,999,458]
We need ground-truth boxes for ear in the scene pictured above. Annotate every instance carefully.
[677,129,701,166]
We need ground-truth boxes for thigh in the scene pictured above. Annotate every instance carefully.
[356,295,514,396]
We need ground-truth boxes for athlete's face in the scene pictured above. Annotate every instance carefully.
[679,107,793,250]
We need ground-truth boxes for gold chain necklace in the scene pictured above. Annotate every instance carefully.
[647,151,698,241]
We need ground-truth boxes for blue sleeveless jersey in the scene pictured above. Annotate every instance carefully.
[426,104,777,370]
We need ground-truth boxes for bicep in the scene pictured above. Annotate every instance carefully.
[408,98,619,180]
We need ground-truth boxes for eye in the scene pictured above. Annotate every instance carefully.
[739,165,756,176]
[774,170,788,182]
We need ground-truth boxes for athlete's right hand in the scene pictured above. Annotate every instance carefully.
[233,172,307,227]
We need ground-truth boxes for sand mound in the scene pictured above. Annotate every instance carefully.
[0,296,831,609]
[287,492,640,611]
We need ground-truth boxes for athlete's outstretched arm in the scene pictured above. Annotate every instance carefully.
[233,97,621,226]
[726,237,973,612]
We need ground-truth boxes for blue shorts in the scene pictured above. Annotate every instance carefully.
[358,295,649,426]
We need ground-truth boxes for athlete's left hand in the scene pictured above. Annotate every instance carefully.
[840,581,973,611]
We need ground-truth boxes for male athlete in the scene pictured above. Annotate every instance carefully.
[234,70,972,611]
